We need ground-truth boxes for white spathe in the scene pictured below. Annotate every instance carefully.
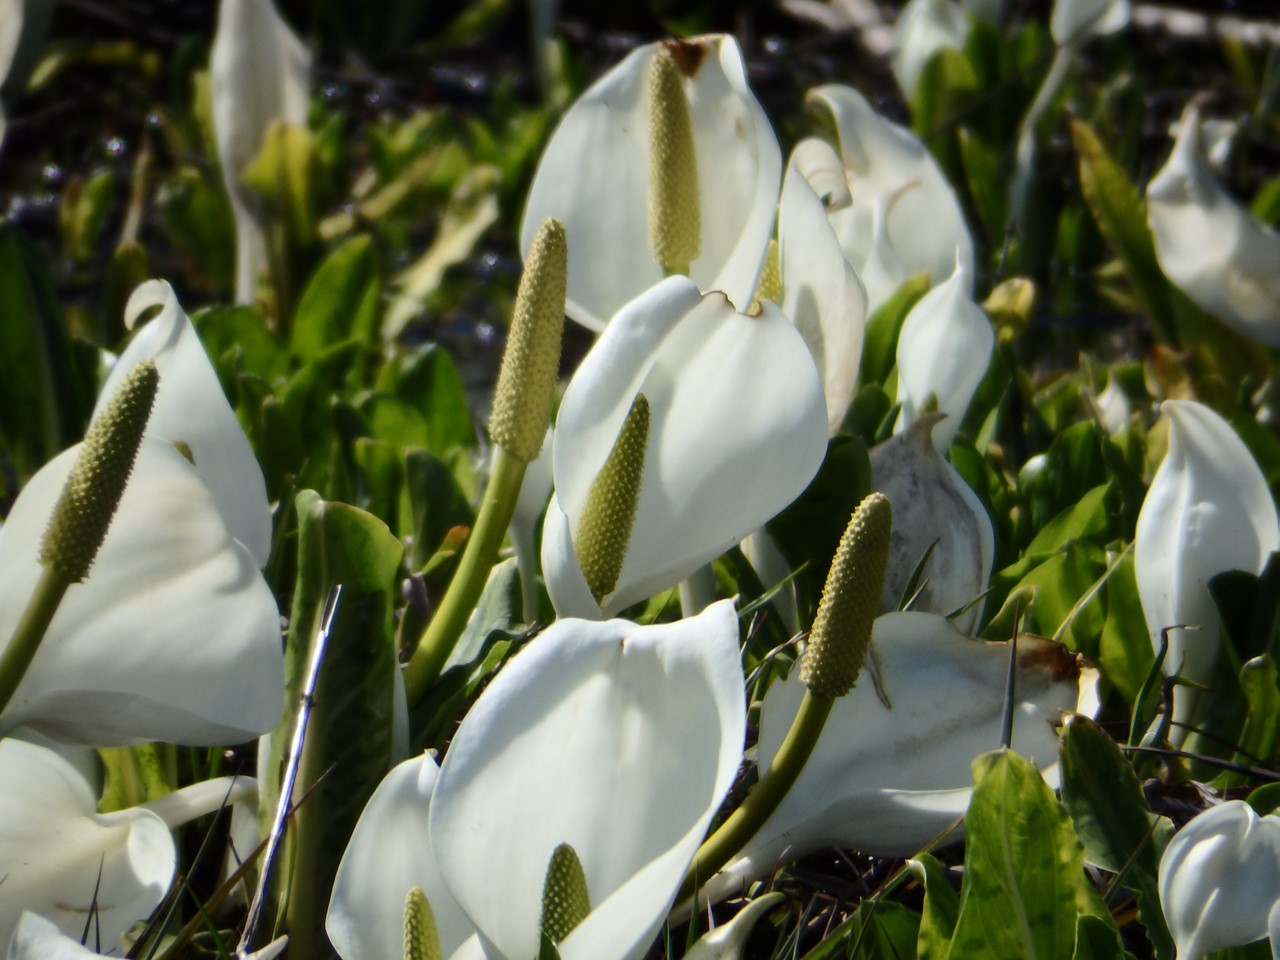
[0,738,258,955]
[778,139,868,436]
[5,913,288,960]
[892,0,971,99]
[520,35,781,331]
[1158,800,1280,960]
[210,0,310,305]
[706,613,1088,900]
[1134,400,1279,734]
[807,84,974,313]
[96,280,272,565]
[541,276,828,618]
[893,263,994,454]
[1147,101,1280,347]
[1050,0,1129,45]
[0,439,282,746]
[328,600,747,960]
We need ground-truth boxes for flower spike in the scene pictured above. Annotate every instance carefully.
[574,394,649,605]
[490,218,568,463]
[403,887,442,960]
[647,44,701,276]
[41,360,159,583]
[540,842,591,945]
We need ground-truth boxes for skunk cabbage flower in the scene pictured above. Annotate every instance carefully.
[1147,101,1280,346]
[98,281,271,565]
[893,264,993,454]
[521,35,781,331]
[778,140,869,435]
[807,84,974,312]
[329,600,747,960]
[893,0,970,99]
[541,277,828,618]
[0,738,256,953]
[870,415,994,632]
[0,436,282,746]
[1134,400,1279,733]
[1158,800,1280,960]
[1050,0,1129,45]
[210,0,310,305]
[706,613,1089,899]
[4,913,288,960]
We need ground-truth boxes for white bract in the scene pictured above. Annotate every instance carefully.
[892,0,970,99]
[706,613,1089,900]
[541,276,828,618]
[893,263,994,454]
[1050,0,1129,45]
[807,84,974,312]
[778,140,869,436]
[1158,800,1280,960]
[521,35,780,331]
[0,436,282,746]
[328,600,747,960]
[1134,400,1279,733]
[210,0,310,305]
[98,280,272,565]
[0,738,256,954]
[870,415,994,632]
[1147,101,1280,347]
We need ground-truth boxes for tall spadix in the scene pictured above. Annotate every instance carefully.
[679,492,892,903]
[648,46,701,277]
[404,220,568,703]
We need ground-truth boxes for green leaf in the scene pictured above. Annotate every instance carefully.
[1238,655,1280,776]
[401,448,476,572]
[946,750,1110,960]
[291,235,381,361]
[1059,715,1175,960]
[379,344,478,455]
[1025,484,1113,559]
[857,273,932,388]
[271,490,405,956]
[843,900,920,960]
[910,853,960,960]
[60,169,117,264]
[0,221,95,481]
[241,120,319,250]
[1098,552,1156,707]
[1072,914,1137,960]
[1070,120,1176,346]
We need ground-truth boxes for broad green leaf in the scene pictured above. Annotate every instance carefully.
[379,344,478,455]
[193,305,291,389]
[1238,655,1280,778]
[363,394,432,453]
[0,221,95,482]
[909,853,960,960]
[841,900,920,960]
[946,749,1110,960]
[353,436,403,525]
[958,126,1008,247]
[1070,121,1176,346]
[156,168,235,289]
[1026,484,1113,559]
[272,490,405,956]
[1072,914,1137,960]
[858,273,931,388]
[291,235,381,361]
[401,448,476,572]
[1059,715,1175,960]
[1098,553,1156,707]
[59,168,116,264]
[241,120,319,251]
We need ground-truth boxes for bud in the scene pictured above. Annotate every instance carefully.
[647,45,701,275]
[490,219,567,462]
[402,887,442,960]
[574,395,649,605]
[801,492,891,698]
[540,842,590,945]
[41,361,159,583]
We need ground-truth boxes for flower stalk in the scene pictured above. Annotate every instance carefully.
[404,220,566,704]
[677,493,891,903]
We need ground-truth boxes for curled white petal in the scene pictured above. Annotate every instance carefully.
[1158,801,1280,960]
[0,739,174,953]
[894,264,994,453]
[893,0,970,99]
[708,614,1083,899]
[0,440,283,746]
[1134,400,1279,730]
[808,84,974,313]
[101,280,271,565]
[1147,101,1280,346]
[430,600,746,960]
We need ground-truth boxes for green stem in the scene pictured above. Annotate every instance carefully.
[676,689,835,905]
[0,565,71,721]
[403,446,528,704]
